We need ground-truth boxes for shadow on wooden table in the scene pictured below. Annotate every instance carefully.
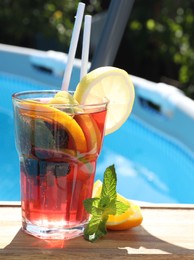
[1,225,194,259]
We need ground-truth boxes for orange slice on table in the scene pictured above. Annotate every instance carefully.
[93,180,143,231]
[106,201,143,231]
[18,101,87,153]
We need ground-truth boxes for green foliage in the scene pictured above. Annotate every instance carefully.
[1,0,194,96]
[115,0,194,97]
[0,0,82,51]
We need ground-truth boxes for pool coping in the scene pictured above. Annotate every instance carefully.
[1,200,194,209]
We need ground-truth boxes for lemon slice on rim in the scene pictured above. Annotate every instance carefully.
[74,66,135,135]
[92,180,143,230]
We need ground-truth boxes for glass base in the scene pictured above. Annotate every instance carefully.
[22,220,86,240]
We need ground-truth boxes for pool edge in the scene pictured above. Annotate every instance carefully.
[1,201,194,209]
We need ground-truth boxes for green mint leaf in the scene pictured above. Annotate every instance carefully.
[99,195,110,209]
[84,164,129,242]
[18,115,55,153]
[84,214,108,242]
[83,198,102,215]
[115,200,130,215]
[98,197,116,215]
[101,165,117,202]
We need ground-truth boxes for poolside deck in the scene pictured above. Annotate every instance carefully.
[0,203,194,259]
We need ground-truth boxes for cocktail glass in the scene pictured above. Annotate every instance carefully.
[12,90,108,240]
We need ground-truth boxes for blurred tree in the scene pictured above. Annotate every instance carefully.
[1,0,194,97]
[0,0,107,51]
[0,0,83,51]
[115,0,194,97]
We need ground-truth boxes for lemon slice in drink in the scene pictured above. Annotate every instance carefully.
[92,180,143,230]
[49,91,79,105]
[74,66,135,135]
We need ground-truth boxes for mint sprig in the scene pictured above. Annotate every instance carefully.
[83,165,129,242]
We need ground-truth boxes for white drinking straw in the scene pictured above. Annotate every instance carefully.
[61,2,85,91]
[80,15,92,80]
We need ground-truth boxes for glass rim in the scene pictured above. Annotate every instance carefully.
[12,89,109,108]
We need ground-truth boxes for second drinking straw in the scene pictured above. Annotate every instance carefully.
[61,2,85,91]
[80,15,92,80]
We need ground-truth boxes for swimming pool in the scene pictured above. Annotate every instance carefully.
[97,116,194,204]
[1,44,194,204]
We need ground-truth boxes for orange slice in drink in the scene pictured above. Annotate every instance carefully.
[49,91,103,153]
[75,114,102,153]
[93,180,143,230]
[18,101,87,153]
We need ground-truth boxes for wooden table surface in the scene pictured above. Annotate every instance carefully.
[0,203,194,259]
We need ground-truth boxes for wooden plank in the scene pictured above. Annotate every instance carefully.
[0,205,194,259]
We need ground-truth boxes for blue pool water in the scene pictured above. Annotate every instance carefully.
[1,73,194,203]
[97,116,194,204]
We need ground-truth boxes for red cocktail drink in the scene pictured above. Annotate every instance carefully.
[12,90,108,239]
